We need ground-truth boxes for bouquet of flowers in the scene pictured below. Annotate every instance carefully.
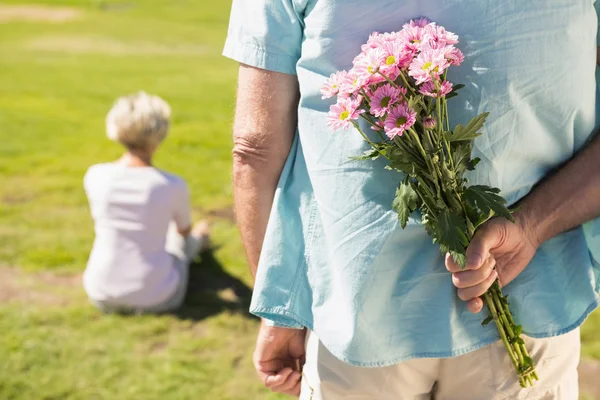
[322,18,538,387]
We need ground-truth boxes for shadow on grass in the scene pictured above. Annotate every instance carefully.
[172,247,256,322]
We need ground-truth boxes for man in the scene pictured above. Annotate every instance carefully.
[224,1,600,398]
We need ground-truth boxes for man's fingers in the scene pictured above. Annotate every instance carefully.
[452,258,496,289]
[465,223,502,270]
[272,370,302,394]
[457,269,498,301]
[445,252,462,273]
[264,367,293,389]
[467,297,484,314]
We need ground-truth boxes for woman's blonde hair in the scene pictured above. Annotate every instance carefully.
[106,91,171,151]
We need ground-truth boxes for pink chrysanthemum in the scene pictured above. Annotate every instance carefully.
[422,24,459,50]
[379,41,412,77]
[369,84,406,117]
[353,48,387,85]
[384,104,416,139]
[371,120,385,131]
[408,47,450,85]
[327,96,365,131]
[419,80,453,98]
[398,24,427,52]
[423,116,436,129]
[321,70,349,99]
[403,17,431,29]
[444,46,464,66]
[338,71,365,97]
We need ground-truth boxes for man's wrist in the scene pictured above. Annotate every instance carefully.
[261,318,305,330]
[513,207,545,249]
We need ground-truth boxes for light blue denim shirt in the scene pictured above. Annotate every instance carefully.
[224,0,600,366]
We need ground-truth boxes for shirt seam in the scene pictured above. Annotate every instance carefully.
[236,40,299,64]
[288,159,317,312]
[254,295,599,367]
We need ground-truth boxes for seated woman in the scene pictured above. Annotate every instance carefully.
[83,91,209,313]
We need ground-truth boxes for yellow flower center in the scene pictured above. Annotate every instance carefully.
[412,39,421,44]
[395,116,407,127]
[380,96,391,108]
[385,55,396,65]
[368,65,376,74]
[339,110,350,120]
[422,61,432,70]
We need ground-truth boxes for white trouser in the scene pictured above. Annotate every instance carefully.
[300,328,580,400]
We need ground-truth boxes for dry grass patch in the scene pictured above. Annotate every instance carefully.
[26,35,208,55]
[0,266,82,306]
[0,4,81,23]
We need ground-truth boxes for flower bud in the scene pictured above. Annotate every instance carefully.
[423,117,436,129]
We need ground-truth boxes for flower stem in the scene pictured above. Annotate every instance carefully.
[351,121,378,148]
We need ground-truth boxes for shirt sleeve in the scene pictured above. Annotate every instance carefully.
[173,181,192,232]
[596,0,600,45]
[223,0,305,75]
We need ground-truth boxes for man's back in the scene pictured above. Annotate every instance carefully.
[225,0,600,366]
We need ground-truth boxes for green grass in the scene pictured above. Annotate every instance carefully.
[0,1,286,399]
[0,1,600,399]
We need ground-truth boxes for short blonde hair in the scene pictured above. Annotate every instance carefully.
[106,91,171,151]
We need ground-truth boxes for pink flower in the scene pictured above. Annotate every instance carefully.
[327,96,365,131]
[444,46,464,66]
[362,31,398,51]
[371,120,384,131]
[403,17,431,29]
[398,24,427,52]
[408,47,450,85]
[419,80,453,98]
[338,70,364,97]
[422,24,459,50]
[321,71,349,99]
[379,41,413,76]
[423,116,436,129]
[384,104,416,138]
[369,84,406,117]
[353,48,387,85]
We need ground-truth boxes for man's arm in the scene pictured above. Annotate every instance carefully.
[447,132,600,313]
[232,65,305,396]
[519,134,600,246]
[232,64,299,278]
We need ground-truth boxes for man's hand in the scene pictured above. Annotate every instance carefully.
[254,322,306,397]
[445,214,539,314]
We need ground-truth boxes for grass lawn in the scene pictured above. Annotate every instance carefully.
[0,1,283,399]
[0,1,599,399]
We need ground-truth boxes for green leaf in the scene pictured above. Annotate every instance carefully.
[463,185,514,222]
[515,337,525,346]
[392,181,419,229]
[481,316,493,326]
[434,211,469,268]
[514,325,523,336]
[451,142,479,175]
[444,83,465,100]
[350,147,382,161]
[445,112,489,142]
[385,145,414,174]
[449,251,467,268]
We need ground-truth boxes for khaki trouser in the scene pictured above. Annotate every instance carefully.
[300,328,579,400]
